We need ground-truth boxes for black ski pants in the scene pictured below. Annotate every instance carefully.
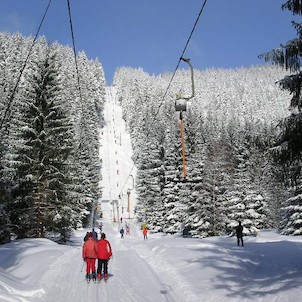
[97,259,109,274]
[237,236,244,246]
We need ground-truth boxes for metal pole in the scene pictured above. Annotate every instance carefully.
[127,191,130,219]
[180,112,187,178]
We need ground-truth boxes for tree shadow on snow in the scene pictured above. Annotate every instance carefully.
[186,240,302,300]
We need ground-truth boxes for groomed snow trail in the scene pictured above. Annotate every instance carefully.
[33,217,199,302]
[31,86,199,302]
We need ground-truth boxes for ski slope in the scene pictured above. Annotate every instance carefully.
[2,223,302,302]
[99,86,137,221]
[2,86,302,301]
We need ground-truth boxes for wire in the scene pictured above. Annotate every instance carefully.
[0,0,53,131]
[66,0,87,133]
[144,0,208,143]
[117,0,209,197]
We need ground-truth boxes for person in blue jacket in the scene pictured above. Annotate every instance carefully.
[92,228,98,241]
[120,227,124,238]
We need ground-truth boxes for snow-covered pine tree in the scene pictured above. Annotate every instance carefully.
[11,44,74,239]
[75,52,103,201]
[259,0,302,235]
[0,33,39,242]
[161,107,185,234]
[113,62,290,237]
[176,103,208,238]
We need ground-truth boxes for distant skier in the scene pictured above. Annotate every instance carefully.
[97,233,112,281]
[235,221,244,246]
[126,224,130,235]
[82,232,98,282]
[92,228,98,241]
[143,228,148,240]
[120,227,124,238]
[99,221,103,232]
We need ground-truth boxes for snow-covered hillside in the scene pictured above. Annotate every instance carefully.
[1,86,302,302]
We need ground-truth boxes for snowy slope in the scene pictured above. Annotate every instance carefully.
[2,225,302,302]
[99,86,137,221]
[2,86,302,302]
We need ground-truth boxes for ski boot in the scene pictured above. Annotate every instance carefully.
[92,272,97,283]
[104,273,108,282]
[86,273,90,284]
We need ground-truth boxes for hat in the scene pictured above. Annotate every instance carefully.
[88,232,93,237]
[101,233,106,239]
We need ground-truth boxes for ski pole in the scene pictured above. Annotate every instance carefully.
[80,260,85,272]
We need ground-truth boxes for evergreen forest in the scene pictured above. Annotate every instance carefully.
[0,33,105,243]
[1,0,302,243]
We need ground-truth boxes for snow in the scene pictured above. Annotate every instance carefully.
[1,86,302,301]
[2,226,302,301]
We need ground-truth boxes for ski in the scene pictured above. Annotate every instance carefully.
[85,274,91,284]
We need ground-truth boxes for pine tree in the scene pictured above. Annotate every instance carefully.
[11,45,74,238]
[0,33,37,242]
[259,1,302,235]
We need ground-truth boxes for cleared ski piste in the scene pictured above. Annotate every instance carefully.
[2,87,302,301]
[2,224,302,302]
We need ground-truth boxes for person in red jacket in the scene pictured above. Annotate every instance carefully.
[143,228,148,240]
[97,233,112,281]
[82,232,98,282]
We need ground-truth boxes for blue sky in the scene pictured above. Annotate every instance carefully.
[0,0,298,84]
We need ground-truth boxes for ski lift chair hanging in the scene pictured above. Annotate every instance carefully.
[173,57,201,184]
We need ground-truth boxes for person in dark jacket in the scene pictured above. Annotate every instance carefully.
[83,231,89,242]
[235,221,244,246]
[97,233,112,281]
[120,227,124,238]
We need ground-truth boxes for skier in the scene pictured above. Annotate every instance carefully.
[83,231,89,242]
[99,221,103,232]
[143,228,148,240]
[97,233,112,281]
[235,221,244,246]
[126,224,130,235]
[120,227,124,238]
[92,228,98,241]
[82,232,98,282]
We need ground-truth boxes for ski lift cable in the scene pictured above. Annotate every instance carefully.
[145,0,208,140]
[117,0,209,194]
[0,0,53,131]
[117,165,135,201]
[66,0,87,131]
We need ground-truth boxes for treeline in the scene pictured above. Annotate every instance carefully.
[0,32,105,243]
[113,65,296,238]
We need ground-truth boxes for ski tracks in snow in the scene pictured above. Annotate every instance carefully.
[32,246,85,302]
[131,242,200,302]
[32,230,190,302]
